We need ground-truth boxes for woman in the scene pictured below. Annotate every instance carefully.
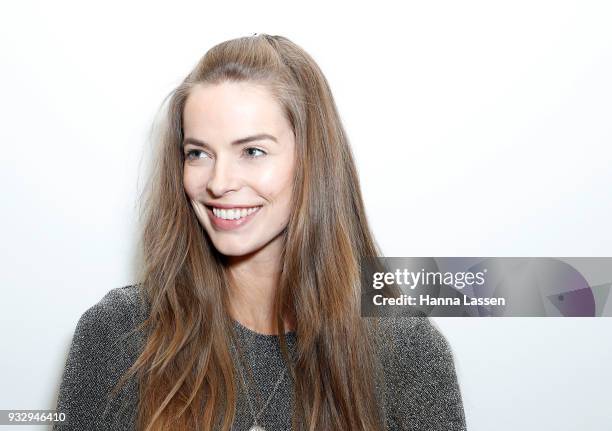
[53,34,466,431]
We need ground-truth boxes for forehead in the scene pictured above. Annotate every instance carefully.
[183,81,289,138]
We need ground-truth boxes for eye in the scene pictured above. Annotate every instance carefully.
[244,147,266,159]
[184,149,209,160]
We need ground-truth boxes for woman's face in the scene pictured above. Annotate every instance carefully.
[182,81,296,258]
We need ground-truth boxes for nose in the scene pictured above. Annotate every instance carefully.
[206,155,241,197]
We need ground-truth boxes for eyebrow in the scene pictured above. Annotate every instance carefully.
[182,133,278,148]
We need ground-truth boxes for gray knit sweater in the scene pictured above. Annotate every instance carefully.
[53,285,466,430]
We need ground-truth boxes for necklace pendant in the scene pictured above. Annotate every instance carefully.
[248,426,266,431]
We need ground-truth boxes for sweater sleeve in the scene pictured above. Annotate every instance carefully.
[52,286,143,431]
[381,317,467,431]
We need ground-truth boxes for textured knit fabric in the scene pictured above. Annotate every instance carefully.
[53,285,466,430]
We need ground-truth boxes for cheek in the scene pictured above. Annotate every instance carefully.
[183,176,194,198]
[183,167,204,197]
[256,164,294,203]
[257,150,295,197]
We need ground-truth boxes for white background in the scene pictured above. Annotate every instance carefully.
[1,1,611,430]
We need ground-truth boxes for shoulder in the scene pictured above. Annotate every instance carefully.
[372,317,467,430]
[64,283,149,372]
[75,284,148,337]
[82,283,147,319]
[70,285,146,348]
[54,284,148,430]
[377,316,454,362]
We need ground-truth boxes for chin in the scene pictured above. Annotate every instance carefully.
[211,240,257,257]
[217,248,248,257]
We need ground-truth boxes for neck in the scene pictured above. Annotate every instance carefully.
[226,239,294,335]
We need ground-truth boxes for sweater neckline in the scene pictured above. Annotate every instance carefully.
[231,318,297,340]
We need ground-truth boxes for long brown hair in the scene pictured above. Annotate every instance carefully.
[113,33,389,430]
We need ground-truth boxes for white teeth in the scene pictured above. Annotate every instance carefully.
[212,206,259,220]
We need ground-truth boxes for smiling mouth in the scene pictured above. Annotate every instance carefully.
[206,205,263,221]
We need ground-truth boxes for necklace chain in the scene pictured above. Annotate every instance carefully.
[229,329,288,429]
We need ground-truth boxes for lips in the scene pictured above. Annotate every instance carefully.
[211,206,261,219]
[206,202,262,209]
[206,205,262,231]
